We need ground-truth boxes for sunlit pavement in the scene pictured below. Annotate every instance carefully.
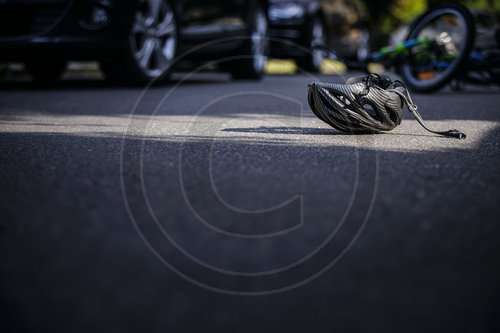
[1,73,499,332]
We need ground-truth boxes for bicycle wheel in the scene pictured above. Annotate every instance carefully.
[399,4,475,93]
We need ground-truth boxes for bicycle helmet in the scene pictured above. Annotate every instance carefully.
[307,74,466,138]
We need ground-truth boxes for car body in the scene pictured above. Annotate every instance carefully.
[267,0,326,72]
[0,0,270,83]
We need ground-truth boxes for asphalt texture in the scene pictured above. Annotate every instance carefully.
[1,73,500,332]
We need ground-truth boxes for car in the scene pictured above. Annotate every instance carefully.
[0,0,270,84]
[268,0,373,72]
[268,0,326,72]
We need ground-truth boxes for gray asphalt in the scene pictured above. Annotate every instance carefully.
[1,73,500,332]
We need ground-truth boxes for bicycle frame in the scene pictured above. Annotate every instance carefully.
[371,38,430,61]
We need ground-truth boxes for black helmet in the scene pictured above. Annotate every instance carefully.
[308,74,466,138]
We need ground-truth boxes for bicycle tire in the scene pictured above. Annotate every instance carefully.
[399,3,475,93]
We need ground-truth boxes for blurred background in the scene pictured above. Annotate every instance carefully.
[270,0,500,74]
[1,0,499,81]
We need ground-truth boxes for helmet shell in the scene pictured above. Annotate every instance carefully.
[307,78,404,133]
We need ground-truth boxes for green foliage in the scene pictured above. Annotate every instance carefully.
[390,0,428,23]
[361,0,500,34]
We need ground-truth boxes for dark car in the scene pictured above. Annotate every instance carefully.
[268,0,326,72]
[0,0,270,84]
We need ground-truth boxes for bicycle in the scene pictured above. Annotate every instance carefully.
[320,3,500,93]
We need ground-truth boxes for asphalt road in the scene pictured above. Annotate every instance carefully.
[1,73,499,332]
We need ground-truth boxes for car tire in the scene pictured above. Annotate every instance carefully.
[224,2,269,80]
[296,16,326,73]
[26,60,66,82]
[101,0,178,85]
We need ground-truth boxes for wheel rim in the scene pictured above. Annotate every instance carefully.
[251,10,268,72]
[311,20,325,69]
[131,0,177,78]
[402,8,468,88]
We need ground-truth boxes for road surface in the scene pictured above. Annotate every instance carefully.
[1,73,499,332]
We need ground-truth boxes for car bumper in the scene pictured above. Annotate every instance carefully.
[0,0,133,61]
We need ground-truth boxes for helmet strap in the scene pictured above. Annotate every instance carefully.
[388,85,466,139]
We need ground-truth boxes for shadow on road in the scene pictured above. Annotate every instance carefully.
[0,125,499,331]
[0,110,500,330]
[221,126,446,138]
[222,126,338,135]
[0,72,235,91]
[1,75,499,124]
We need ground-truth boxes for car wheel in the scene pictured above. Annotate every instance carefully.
[26,60,66,82]
[102,0,178,85]
[225,2,269,80]
[296,17,326,73]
